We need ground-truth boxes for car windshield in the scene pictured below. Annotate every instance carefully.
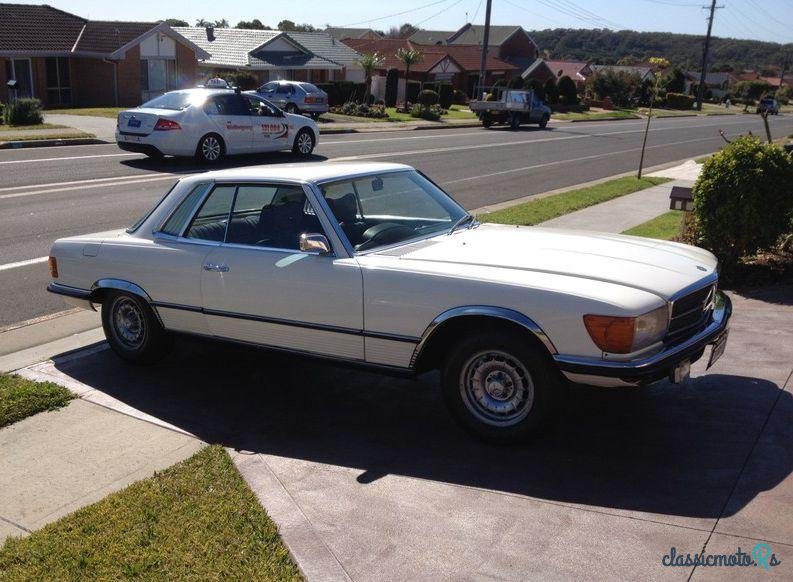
[140,92,205,110]
[299,83,320,92]
[319,170,468,252]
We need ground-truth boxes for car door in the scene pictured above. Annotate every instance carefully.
[272,83,294,108]
[203,94,253,153]
[244,95,291,152]
[199,182,364,360]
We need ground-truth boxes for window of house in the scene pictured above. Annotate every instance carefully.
[140,59,177,96]
[45,57,71,105]
[6,59,34,99]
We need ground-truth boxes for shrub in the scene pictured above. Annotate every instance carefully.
[331,102,388,118]
[692,136,793,270]
[558,75,577,105]
[410,103,443,121]
[418,89,439,107]
[224,72,258,90]
[0,102,5,124]
[316,83,340,106]
[452,89,467,104]
[6,98,43,125]
[508,76,525,89]
[406,82,421,103]
[438,83,453,108]
[665,92,694,110]
[544,78,559,104]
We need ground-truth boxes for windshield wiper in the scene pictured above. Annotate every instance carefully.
[448,214,475,235]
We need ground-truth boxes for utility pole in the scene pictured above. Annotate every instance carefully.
[476,0,492,99]
[695,0,721,111]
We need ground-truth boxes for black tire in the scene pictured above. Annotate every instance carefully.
[195,133,224,164]
[481,114,492,128]
[539,114,550,128]
[101,291,173,364]
[310,112,321,120]
[441,331,560,443]
[292,128,316,156]
[509,113,521,130]
[285,103,299,114]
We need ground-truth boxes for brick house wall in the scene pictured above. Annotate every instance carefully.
[0,58,7,102]
[176,41,198,88]
[498,32,537,61]
[116,45,140,107]
[71,58,116,106]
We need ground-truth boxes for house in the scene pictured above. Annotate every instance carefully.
[0,3,208,107]
[410,24,538,62]
[685,71,737,98]
[408,30,455,45]
[174,27,365,84]
[325,27,382,40]
[590,64,655,82]
[342,38,518,99]
[544,60,592,89]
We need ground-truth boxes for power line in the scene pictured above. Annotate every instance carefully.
[728,1,791,42]
[500,0,568,28]
[555,0,626,29]
[741,0,792,38]
[415,0,467,26]
[340,0,455,27]
[696,0,722,110]
[530,0,623,29]
[472,0,484,23]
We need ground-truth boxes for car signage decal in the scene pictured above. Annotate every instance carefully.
[226,122,252,131]
[260,123,289,139]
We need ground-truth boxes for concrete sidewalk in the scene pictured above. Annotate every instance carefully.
[45,114,117,142]
[8,285,792,579]
[540,178,693,233]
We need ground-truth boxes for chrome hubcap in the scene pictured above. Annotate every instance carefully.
[460,350,534,426]
[111,297,145,349]
[297,133,313,154]
[202,137,221,160]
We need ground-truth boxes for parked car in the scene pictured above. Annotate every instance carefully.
[116,88,319,163]
[756,97,780,115]
[47,162,730,443]
[253,81,329,119]
[470,89,552,129]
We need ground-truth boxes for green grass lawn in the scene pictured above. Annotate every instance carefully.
[0,131,94,142]
[45,107,125,118]
[0,123,67,132]
[478,176,671,226]
[554,109,639,121]
[622,211,685,240]
[0,373,73,428]
[0,445,302,581]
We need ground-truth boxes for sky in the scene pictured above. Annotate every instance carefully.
[14,0,793,44]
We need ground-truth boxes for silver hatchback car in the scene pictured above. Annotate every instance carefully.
[255,81,329,119]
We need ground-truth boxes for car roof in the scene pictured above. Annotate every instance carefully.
[181,162,414,185]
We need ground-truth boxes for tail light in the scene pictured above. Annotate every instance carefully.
[48,256,58,278]
[305,96,322,104]
[154,118,181,131]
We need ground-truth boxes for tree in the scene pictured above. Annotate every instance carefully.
[663,67,686,94]
[528,79,546,101]
[558,75,577,105]
[508,76,525,89]
[399,23,419,38]
[395,47,423,91]
[734,79,774,101]
[355,53,384,103]
[544,78,559,104]
[587,69,642,107]
[278,20,316,32]
[196,18,228,28]
[236,19,271,30]
[163,18,188,27]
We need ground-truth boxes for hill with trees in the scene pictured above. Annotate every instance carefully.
[528,28,792,71]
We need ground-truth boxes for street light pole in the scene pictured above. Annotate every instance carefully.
[476,0,492,99]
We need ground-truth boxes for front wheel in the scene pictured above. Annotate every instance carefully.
[292,128,316,156]
[509,113,521,130]
[285,103,298,114]
[442,331,560,443]
[195,133,224,164]
[101,291,173,364]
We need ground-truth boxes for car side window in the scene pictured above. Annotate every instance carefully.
[204,94,249,116]
[244,95,278,117]
[276,84,292,95]
[184,185,236,242]
[224,184,323,250]
[159,183,211,236]
[261,82,276,92]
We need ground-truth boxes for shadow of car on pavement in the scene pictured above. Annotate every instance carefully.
[119,152,328,175]
[54,337,792,520]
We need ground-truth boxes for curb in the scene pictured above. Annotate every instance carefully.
[569,115,641,123]
[319,121,481,135]
[0,137,107,149]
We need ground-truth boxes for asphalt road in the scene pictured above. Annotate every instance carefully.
[2,113,792,328]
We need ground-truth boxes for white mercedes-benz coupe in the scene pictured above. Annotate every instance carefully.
[47,162,731,442]
[116,88,318,163]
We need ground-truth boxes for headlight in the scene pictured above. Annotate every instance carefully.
[583,305,668,354]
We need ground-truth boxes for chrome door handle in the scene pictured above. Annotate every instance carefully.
[203,263,229,272]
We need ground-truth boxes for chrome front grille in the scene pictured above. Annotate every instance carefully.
[666,283,716,344]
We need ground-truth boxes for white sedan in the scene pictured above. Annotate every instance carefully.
[47,162,731,442]
[116,88,319,163]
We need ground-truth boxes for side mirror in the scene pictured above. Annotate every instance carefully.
[300,233,331,254]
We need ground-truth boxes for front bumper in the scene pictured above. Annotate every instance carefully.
[554,292,732,387]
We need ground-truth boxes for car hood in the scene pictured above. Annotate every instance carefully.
[378,223,717,299]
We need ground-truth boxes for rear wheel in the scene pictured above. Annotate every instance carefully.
[292,128,315,156]
[442,331,560,443]
[310,112,321,120]
[509,113,521,130]
[195,133,224,164]
[539,114,550,128]
[481,114,492,128]
[101,291,172,364]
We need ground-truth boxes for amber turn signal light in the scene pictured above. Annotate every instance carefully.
[583,314,635,353]
[48,256,58,278]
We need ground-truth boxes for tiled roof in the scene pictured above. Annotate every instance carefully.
[0,3,86,52]
[591,64,654,79]
[75,21,158,54]
[546,60,590,81]
[408,30,454,45]
[686,71,735,86]
[175,27,359,69]
[342,38,517,73]
[448,24,535,47]
[325,27,382,40]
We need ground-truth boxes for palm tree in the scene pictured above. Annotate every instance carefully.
[355,52,384,103]
[395,48,423,97]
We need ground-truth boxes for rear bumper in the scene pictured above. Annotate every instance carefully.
[117,141,163,156]
[555,292,732,387]
[47,282,95,310]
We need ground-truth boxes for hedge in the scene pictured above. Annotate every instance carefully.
[665,92,694,110]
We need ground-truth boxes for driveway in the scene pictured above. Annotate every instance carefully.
[18,285,793,580]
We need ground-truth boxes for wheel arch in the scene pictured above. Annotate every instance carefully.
[195,132,225,157]
[90,278,152,303]
[411,306,557,373]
